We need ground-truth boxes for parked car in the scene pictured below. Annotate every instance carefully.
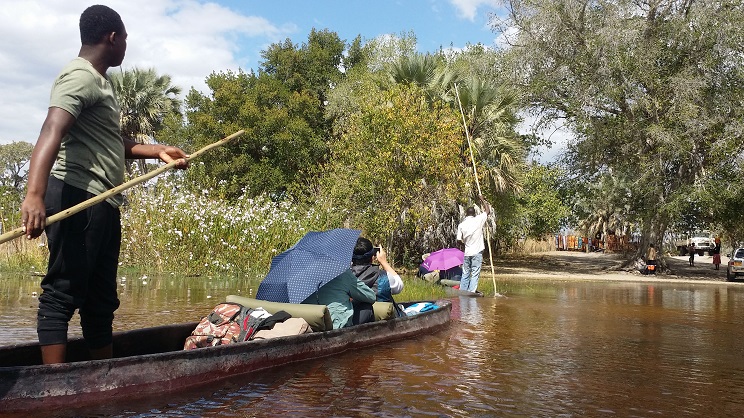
[727,248,744,281]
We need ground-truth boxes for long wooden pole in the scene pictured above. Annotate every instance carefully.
[454,83,497,295]
[0,130,245,245]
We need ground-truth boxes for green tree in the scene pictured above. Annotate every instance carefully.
[174,30,349,199]
[0,141,33,235]
[385,51,527,197]
[454,78,524,195]
[0,141,33,193]
[317,82,465,261]
[377,49,529,252]
[261,28,345,108]
[496,0,744,256]
[110,67,182,174]
[517,164,569,239]
[179,70,325,198]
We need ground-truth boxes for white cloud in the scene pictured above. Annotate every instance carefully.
[0,0,295,144]
[495,26,519,49]
[518,113,575,164]
[448,0,500,21]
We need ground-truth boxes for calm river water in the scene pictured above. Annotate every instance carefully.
[2,273,744,417]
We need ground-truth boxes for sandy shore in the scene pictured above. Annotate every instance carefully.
[485,250,741,286]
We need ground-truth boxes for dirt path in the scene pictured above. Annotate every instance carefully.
[486,250,740,285]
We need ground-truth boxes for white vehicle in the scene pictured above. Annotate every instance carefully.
[675,235,716,256]
[727,248,744,281]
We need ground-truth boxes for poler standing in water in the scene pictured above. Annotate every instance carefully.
[20,5,188,364]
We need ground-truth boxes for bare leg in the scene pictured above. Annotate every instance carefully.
[89,344,113,360]
[41,343,66,364]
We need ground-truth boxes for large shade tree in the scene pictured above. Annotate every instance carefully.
[173,30,349,199]
[495,0,744,257]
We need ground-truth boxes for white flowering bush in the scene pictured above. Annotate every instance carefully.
[120,171,320,275]
[0,187,48,269]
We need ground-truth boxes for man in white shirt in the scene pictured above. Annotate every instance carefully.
[456,195,491,294]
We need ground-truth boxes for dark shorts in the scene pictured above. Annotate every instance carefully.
[37,177,121,348]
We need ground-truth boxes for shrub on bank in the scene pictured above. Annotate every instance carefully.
[120,172,321,276]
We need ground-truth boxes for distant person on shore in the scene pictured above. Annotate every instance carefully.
[646,243,657,274]
[456,195,491,294]
[688,243,696,266]
[713,238,722,270]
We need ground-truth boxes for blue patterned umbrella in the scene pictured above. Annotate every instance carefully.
[255,228,362,303]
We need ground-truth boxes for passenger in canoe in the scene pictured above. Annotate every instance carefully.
[418,257,462,284]
[302,269,376,330]
[20,5,189,364]
[350,237,404,325]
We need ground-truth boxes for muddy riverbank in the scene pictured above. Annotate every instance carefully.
[488,250,738,285]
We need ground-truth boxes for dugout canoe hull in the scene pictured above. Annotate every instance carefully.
[0,300,451,413]
[443,287,484,297]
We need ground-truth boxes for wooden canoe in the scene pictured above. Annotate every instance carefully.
[0,300,451,413]
[443,287,484,297]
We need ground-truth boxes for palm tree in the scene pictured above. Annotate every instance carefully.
[453,77,525,195]
[110,67,182,174]
[387,53,458,103]
[388,53,438,86]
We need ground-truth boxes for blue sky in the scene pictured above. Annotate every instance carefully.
[220,1,504,64]
[0,0,504,145]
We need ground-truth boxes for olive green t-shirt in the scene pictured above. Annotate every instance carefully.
[49,57,125,207]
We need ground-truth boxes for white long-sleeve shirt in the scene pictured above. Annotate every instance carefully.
[387,272,404,295]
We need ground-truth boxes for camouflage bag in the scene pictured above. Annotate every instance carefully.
[183,302,255,350]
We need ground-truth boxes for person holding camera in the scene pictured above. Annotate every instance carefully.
[350,237,404,325]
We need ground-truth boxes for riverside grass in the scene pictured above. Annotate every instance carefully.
[0,169,323,276]
[2,170,509,298]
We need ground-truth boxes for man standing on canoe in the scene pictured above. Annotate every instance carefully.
[21,5,188,364]
[456,195,491,294]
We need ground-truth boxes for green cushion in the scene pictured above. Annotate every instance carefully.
[373,302,395,321]
[225,295,333,332]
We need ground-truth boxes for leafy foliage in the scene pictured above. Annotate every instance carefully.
[0,141,33,236]
[516,164,569,240]
[0,141,33,194]
[171,30,349,199]
[316,82,466,261]
[496,0,744,252]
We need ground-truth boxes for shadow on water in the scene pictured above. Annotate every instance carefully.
[4,276,744,416]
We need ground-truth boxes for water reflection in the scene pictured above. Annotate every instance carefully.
[0,271,261,342]
[3,276,744,417]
